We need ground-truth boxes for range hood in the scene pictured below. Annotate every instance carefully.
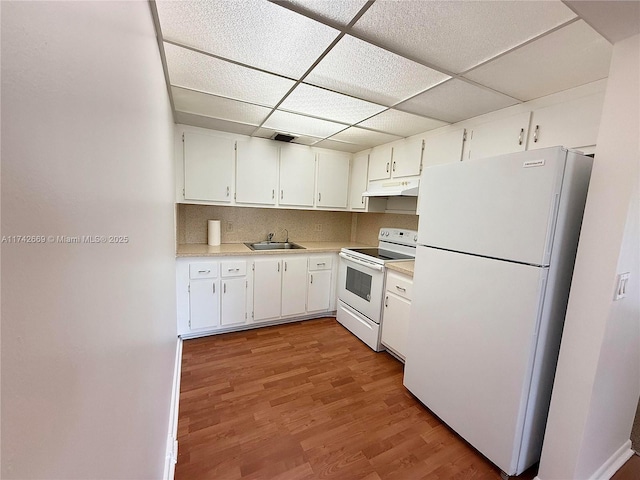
[362,178,420,197]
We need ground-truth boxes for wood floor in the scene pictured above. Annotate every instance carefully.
[175,318,535,479]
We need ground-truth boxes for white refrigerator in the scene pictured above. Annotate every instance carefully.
[404,146,593,476]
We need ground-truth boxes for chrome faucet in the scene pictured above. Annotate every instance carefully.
[267,232,274,242]
[283,229,289,243]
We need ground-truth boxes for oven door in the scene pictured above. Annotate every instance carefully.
[338,252,385,323]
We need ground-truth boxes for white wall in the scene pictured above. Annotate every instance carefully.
[537,33,640,480]
[1,2,177,479]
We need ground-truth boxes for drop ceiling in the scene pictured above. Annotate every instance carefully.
[152,0,613,152]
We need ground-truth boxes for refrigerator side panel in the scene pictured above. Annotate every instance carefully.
[404,246,548,475]
[516,150,593,471]
[418,146,567,266]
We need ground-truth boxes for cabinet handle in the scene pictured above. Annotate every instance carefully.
[385,295,388,307]
[226,186,230,197]
[534,125,539,143]
[395,285,406,292]
[227,268,239,272]
[223,283,226,294]
[277,263,280,272]
[198,270,210,274]
[317,262,325,266]
[272,189,275,199]
[518,128,524,145]
[284,261,287,272]
[392,161,396,172]
[281,190,283,200]
[213,283,216,294]
[310,274,313,284]
[318,192,321,202]
[361,196,364,205]
[386,162,389,173]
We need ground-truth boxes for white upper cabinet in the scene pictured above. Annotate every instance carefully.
[422,129,465,168]
[527,92,605,151]
[349,152,369,211]
[279,144,316,207]
[317,152,350,209]
[236,138,279,205]
[183,132,234,202]
[464,112,531,161]
[390,138,424,178]
[368,144,393,181]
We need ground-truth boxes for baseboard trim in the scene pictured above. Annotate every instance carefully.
[533,440,633,480]
[589,440,634,480]
[163,337,183,480]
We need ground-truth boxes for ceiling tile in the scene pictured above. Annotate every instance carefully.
[156,0,340,78]
[263,110,348,138]
[351,0,577,74]
[280,83,387,124]
[175,112,258,136]
[164,43,295,107]
[253,127,322,146]
[463,21,613,101]
[329,127,402,147]
[172,87,271,126]
[356,109,449,137]
[275,0,369,27]
[314,139,366,153]
[395,80,519,124]
[305,35,450,106]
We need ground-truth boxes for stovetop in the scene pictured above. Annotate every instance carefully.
[341,228,418,265]
[346,247,414,262]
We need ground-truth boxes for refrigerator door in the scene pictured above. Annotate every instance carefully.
[404,246,548,475]
[418,146,567,266]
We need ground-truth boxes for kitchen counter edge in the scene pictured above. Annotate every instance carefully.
[176,242,372,258]
[386,260,415,278]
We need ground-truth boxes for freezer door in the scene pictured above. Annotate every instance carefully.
[418,147,568,266]
[404,246,549,475]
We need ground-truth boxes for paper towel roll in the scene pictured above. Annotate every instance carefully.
[208,220,221,246]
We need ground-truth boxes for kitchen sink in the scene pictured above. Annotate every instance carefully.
[245,241,305,251]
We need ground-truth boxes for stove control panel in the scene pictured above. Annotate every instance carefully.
[378,228,419,247]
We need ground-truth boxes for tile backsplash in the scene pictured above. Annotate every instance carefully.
[176,204,419,247]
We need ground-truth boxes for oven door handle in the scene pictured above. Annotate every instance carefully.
[339,252,384,272]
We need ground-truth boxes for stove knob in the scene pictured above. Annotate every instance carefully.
[414,235,418,242]
[385,231,390,236]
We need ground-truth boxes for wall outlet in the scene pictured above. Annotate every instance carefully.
[614,272,630,300]
[315,224,322,231]
[226,222,234,233]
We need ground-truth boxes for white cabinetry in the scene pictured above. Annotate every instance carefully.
[183,132,234,202]
[391,138,423,178]
[423,129,465,168]
[349,152,369,211]
[281,256,308,317]
[187,262,220,331]
[368,144,393,181]
[381,270,413,361]
[279,144,315,207]
[236,138,279,205]
[464,112,531,161]
[307,255,333,313]
[253,257,282,321]
[317,152,349,209]
[220,260,247,326]
[527,92,605,151]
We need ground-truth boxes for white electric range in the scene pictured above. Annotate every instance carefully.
[337,228,417,351]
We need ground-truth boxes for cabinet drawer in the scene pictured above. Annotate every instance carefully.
[386,270,412,300]
[189,262,218,279]
[308,255,333,271]
[221,260,246,277]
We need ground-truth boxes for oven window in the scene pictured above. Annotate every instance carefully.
[346,266,372,302]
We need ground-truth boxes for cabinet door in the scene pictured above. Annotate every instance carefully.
[317,152,349,209]
[381,292,411,360]
[349,153,369,211]
[465,112,531,161]
[189,278,220,330]
[183,132,234,202]
[281,256,307,317]
[279,145,315,207]
[368,145,392,181]
[221,277,246,325]
[253,258,282,321]
[392,138,423,178]
[528,92,605,151]
[236,138,279,205]
[423,129,465,168]
[307,270,332,312]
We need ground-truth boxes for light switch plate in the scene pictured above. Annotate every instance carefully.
[614,272,630,300]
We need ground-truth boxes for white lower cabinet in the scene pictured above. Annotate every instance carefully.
[221,260,247,326]
[253,257,282,321]
[307,255,333,313]
[189,277,220,330]
[281,257,308,317]
[381,270,413,361]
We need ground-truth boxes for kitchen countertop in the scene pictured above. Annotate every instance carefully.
[386,260,415,277]
[176,241,372,257]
